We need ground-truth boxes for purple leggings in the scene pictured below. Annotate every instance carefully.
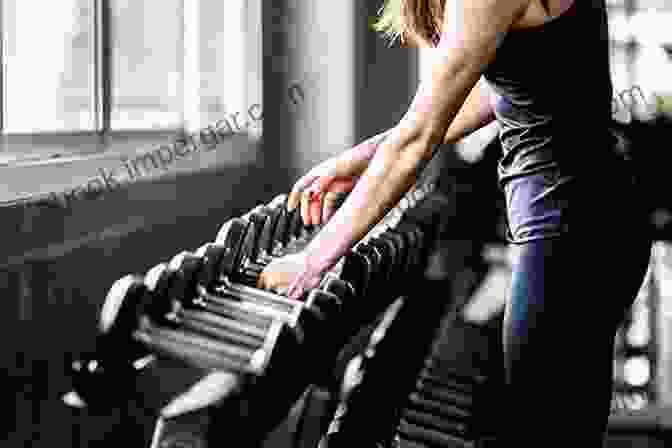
[501,163,652,445]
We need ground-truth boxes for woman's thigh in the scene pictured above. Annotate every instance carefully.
[501,165,653,442]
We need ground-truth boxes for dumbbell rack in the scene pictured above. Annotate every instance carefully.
[65,182,447,447]
[396,316,503,448]
[313,289,504,448]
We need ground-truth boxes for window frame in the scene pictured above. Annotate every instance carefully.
[0,0,261,161]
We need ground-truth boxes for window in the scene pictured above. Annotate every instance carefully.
[608,1,672,98]
[0,0,261,151]
[2,0,95,133]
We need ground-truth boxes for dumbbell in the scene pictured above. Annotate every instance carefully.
[191,242,322,325]
[156,248,357,377]
[143,259,278,360]
[139,249,345,351]
[388,222,425,273]
[376,231,409,292]
[136,285,342,381]
[65,275,155,409]
[214,215,286,287]
[246,203,316,261]
[126,255,335,376]
[145,252,302,329]
[212,215,321,291]
[318,298,407,447]
[230,197,314,261]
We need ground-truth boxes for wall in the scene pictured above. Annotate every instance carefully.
[2,1,439,446]
[1,134,292,446]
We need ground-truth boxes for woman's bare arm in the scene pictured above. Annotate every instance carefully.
[301,0,530,275]
[335,130,392,177]
[340,76,495,176]
[441,76,496,145]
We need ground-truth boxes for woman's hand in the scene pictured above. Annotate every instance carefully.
[288,156,361,226]
[256,251,328,300]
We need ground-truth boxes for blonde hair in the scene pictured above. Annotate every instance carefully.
[372,0,445,48]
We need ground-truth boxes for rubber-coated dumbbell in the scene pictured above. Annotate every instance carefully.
[135,284,341,378]
[134,255,300,375]
[147,249,344,340]
[191,242,315,325]
[144,258,276,345]
[147,252,301,328]
[66,275,155,409]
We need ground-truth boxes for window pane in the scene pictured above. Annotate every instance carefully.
[111,0,183,130]
[196,0,229,126]
[632,43,672,96]
[184,0,253,131]
[609,42,630,93]
[3,0,95,133]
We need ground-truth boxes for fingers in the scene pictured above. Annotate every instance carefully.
[256,270,267,289]
[300,189,313,225]
[315,176,357,193]
[315,176,357,224]
[291,175,358,225]
[257,269,284,293]
[288,175,318,211]
[321,191,346,222]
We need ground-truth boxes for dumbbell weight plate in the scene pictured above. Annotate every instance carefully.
[257,207,283,260]
[267,194,288,208]
[69,275,153,409]
[240,204,265,220]
[401,410,470,440]
[194,242,212,257]
[215,219,233,244]
[167,251,203,304]
[391,224,420,274]
[143,263,180,325]
[288,206,305,241]
[378,232,406,291]
[197,243,227,289]
[246,211,270,262]
[354,243,382,298]
[341,250,372,300]
[301,287,341,325]
[321,276,356,305]
[99,274,152,343]
[366,238,395,298]
[271,206,292,254]
[218,218,250,279]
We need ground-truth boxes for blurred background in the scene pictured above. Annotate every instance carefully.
[1,1,672,447]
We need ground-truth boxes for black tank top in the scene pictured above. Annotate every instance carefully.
[482,0,616,190]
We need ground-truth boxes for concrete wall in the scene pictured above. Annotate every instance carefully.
[1,1,426,446]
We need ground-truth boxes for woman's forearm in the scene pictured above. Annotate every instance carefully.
[336,129,392,177]
[441,77,496,145]
[305,128,425,271]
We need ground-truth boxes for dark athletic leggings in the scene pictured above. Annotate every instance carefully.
[501,166,652,446]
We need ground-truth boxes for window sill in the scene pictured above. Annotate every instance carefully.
[1,131,262,204]
[0,131,272,268]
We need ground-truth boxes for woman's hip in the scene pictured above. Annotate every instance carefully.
[502,162,650,245]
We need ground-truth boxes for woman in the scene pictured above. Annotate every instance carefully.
[259,0,653,445]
